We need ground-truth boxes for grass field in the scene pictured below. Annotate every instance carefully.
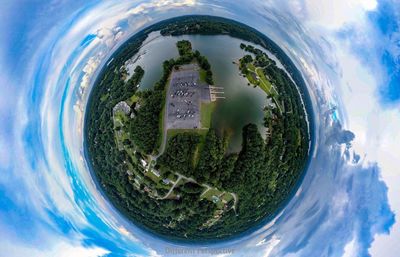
[201,188,222,200]
[145,169,161,183]
[100,93,109,102]
[245,72,258,87]
[244,63,283,113]
[166,128,208,141]
[221,193,233,203]
[199,69,207,83]
[192,128,210,166]
[113,112,129,149]
[126,162,137,176]
[256,68,274,94]
[156,103,165,154]
[156,78,170,154]
[200,102,216,128]
[296,128,302,147]
[127,94,139,105]
[246,63,274,95]
[115,109,236,210]
[247,63,256,72]
[110,67,240,211]
[167,173,178,182]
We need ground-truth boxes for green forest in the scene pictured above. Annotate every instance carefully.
[85,15,312,241]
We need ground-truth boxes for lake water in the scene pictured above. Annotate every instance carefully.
[126,32,268,152]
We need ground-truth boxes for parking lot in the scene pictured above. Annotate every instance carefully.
[166,65,202,129]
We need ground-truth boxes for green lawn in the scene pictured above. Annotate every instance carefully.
[176,178,185,187]
[165,192,177,199]
[100,93,109,102]
[145,170,161,184]
[155,182,170,190]
[221,193,233,203]
[216,200,225,209]
[243,63,283,113]
[156,103,166,154]
[296,128,302,147]
[193,129,209,166]
[156,78,170,154]
[113,111,127,126]
[247,63,256,72]
[201,188,222,201]
[199,69,207,83]
[256,68,273,94]
[201,188,228,209]
[200,102,216,128]
[245,72,259,86]
[167,173,178,182]
[127,94,139,106]
[246,63,275,95]
[166,128,208,141]
[125,147,137,164]
[113,112,130,150]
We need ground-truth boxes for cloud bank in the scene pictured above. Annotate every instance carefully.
[0,0,398,256]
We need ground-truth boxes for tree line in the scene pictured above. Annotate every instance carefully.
[85,16,311,241]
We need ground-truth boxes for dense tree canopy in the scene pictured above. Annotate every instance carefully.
[158,133,200,175]
[85,15,311,241]
[130,91,163,154]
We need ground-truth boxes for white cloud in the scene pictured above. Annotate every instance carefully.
[0,240,110,257]
[2,0,398,256]
[261,236,281,256]
[0,130,12,171]
[0,221,109,257]
[51,243,110,257]
[303,0,377,29]
[343,235,360,257]
[329,22,400,257]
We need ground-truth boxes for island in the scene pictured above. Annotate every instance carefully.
[85,15,312,241]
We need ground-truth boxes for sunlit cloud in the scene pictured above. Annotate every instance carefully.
[0,0,398,256]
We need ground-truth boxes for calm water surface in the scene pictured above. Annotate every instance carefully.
[127,32,268,152]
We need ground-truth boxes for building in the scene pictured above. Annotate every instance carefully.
[140,159,148,167]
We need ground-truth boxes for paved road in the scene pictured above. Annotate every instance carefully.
[178,173,239,213]
[152,105,168,160]
[148,74,239,210]
[159,175,182,199]
[156,170,239,214]
[151,75,171,161]
[200,184,211,197]
[231,193,238,215]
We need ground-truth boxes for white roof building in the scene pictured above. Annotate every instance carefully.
[151,169,160,177]
[140,159,148,167]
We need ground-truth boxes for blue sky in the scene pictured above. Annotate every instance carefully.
[0,0,399,256]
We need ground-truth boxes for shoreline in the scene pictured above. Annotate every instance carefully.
[82,14,316,245]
